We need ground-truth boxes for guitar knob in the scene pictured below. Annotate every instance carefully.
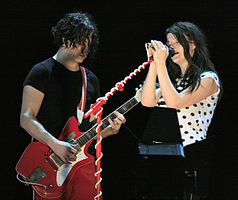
[44,152,48,156]
[48,184,53,189]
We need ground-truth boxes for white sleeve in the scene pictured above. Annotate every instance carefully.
[201,71,220,99]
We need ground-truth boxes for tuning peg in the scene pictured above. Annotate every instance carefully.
[135,84,143,91]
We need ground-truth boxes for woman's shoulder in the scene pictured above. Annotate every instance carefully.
[201,70,218,79]
[201,71,220,86]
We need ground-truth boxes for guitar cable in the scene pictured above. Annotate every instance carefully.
[16,173,47,200]
[16,173,47,189]
[123,124,142,143]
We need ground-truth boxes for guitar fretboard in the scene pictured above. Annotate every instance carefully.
[76,96,140,147]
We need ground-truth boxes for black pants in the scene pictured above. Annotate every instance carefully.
[183,138,214,199]
[135,155,185,200]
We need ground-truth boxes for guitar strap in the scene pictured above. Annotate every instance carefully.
[77,66,87,125]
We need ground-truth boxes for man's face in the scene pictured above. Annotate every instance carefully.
[64,33,92,64]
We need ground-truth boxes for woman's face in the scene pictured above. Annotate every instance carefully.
[166,33,195,68]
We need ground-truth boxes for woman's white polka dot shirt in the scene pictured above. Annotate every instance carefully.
[157,71,220,147]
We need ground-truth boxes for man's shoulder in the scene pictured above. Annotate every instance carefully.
[32,58,54,71]
[83,67,98,80]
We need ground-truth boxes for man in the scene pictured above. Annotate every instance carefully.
[20,11,125,200]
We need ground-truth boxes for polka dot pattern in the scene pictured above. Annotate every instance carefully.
[156,71,220,147]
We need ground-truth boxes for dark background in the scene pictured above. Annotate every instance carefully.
[1,0,238,199]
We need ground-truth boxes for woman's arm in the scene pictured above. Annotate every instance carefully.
[141,45,162,107]
[152,40,218,109]
[157,67,218,108]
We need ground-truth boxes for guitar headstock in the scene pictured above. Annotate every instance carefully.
[134,83,160,102]
[135,84,143,102]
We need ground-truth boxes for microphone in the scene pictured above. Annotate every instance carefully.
[146,43,175,57]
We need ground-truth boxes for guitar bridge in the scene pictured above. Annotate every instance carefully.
[28,166,46,183]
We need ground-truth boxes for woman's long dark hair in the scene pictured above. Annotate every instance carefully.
[166,22,223,100]
[51,11,99,64]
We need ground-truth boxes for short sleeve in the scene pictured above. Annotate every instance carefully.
[201,71,220,99]
[201,71,220,89]
[23,63,49,94]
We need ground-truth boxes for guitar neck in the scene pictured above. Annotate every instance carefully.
[76,95,140,147]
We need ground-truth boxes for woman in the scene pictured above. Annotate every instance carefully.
[139,22,222,199]
[141,21,222,147]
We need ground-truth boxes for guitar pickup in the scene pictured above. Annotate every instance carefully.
[49,154,64,168]
[45,157,58,171]
[68,139,81,152]
[65,132,76,142]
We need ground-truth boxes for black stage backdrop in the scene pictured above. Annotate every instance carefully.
[1,1,238,199]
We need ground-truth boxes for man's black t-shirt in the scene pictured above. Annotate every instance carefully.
[23,58,100,137]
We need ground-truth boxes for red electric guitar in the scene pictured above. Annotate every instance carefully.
[16,87,142,199]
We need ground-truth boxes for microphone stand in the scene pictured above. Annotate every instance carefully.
[83,57,154,200]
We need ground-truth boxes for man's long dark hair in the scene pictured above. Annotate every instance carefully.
[51,11,99,64]
[166,22,223,100]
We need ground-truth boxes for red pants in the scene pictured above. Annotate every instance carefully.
[35,161,97,200]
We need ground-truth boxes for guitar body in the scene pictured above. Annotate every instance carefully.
[16,117,95,199]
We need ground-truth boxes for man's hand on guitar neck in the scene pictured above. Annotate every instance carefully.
[102,111,126,138]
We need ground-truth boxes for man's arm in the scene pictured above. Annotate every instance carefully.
[20,85,77,164]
